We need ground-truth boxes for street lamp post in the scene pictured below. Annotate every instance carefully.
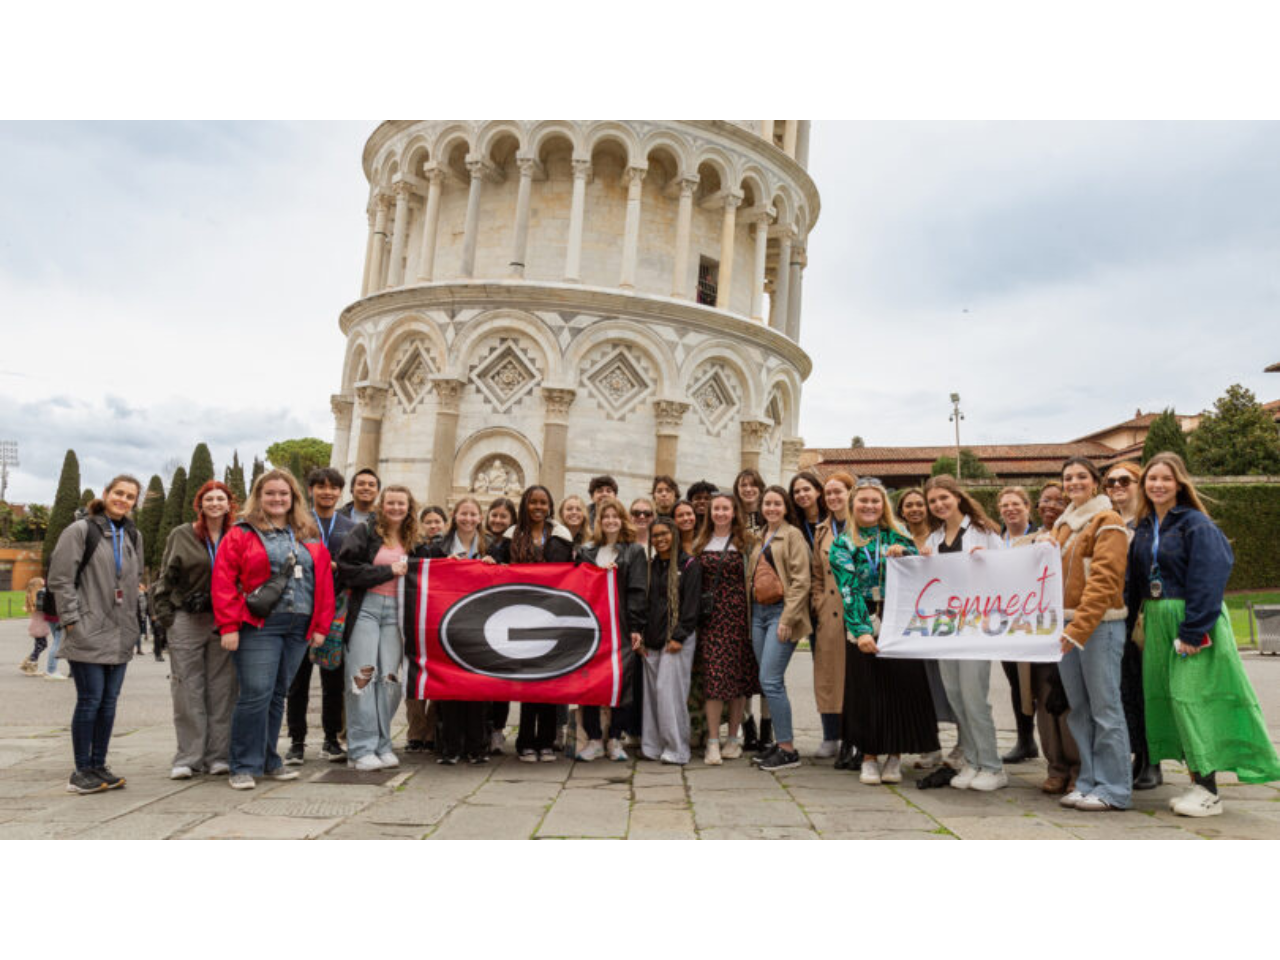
[948,393,964,483]
[0,441,17,502]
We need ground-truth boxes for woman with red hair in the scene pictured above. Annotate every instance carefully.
[153,480,240,780]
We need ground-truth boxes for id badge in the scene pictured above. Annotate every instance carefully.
[1149,579,1163,598]
[114,588,124,606]
[871,586,882,603]
[293,564,304,581]
[870,613,882,636]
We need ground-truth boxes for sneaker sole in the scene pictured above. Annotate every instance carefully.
[1173,804,1223,817]
[763,760,801,771]
[67,783,109,794]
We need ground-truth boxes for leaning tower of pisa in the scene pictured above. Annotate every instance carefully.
[329,120,818,506]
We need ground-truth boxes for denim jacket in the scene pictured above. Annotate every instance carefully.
[1125,505,1233,646]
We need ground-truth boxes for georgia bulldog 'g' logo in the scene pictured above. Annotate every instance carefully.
[438,584,601,680]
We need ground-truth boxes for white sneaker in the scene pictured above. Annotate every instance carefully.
[208,761,230,776]
[43,671,68,681]
[169,765,194,780]
[1075,793,1118,811]
[721,738,743,760]
[539,748,558,762]
[347,754,383,772]
[704,740,722,766]
[267,767,299,781]
[606,738,628,762]
[880,756,903,783]
[228,773,255,790]
[376,751,400,769]
[969,769,1008,792]
[1060,789,1086,808]
[815,739,839,759]
[950,764,979,790]
[1171,784,1223,818]
[859,758,882,784]
[659,751,686,765]
[577,740,605,762]
[518,749,538,763]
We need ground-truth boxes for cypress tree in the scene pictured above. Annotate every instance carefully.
[137,475,167,572]
[80,488,95,508]
[225,450,247,505]
[1141,408,1189,465]
[158,466,187,554]
[250,456,265,491]
[184,443,215,523]
[43,449,81,570]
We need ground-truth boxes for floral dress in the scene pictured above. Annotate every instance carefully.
[829,526,939,756]
[694,545,760,701]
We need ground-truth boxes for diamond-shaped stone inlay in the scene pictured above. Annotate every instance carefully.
[689,363,742,435]
[391,343,435,411]
[584,349,650,420]
[470,340,540,413]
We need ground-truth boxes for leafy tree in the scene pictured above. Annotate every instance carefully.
[266,438,332,480]
[13,503,49,543]
[1188,384,1280,476]
[0,503,13,540]
[183,443,215,523]
[157,466,187,555]
[930,448,993,480]
[250,456,265,491]
[43,450,81,569]
[136,475,167,572]
[1141,408,1189,464]
[224,450,247,505]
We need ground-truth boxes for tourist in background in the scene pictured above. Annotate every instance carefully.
[810,473,853,763]
[1126,453,1280,817]
[832,478,936,785]
[746,486,810,772]
[577,496,646,762]
[213,470,334,790]
[20,577,65,680]
[923,474,1007,791]
[640,517,700,765]
[134,584,147,655]
[339,468,380,524]
[48,474,144,795]
[692,493,757,765]
[996,485,1040,766]
[153,480,240,780]
[1045,457,1131,812]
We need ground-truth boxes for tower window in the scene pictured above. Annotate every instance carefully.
[697,257,719,306]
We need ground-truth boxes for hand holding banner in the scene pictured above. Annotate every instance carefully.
[877,543,1064,662]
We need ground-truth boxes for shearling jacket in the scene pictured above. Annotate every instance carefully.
[1053,495,1129,646]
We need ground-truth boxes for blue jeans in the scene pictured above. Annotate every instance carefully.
[68,660,129,771]
[752,602,797,745]
[1059,619,1131,808]
[47,623,64,675]
[229,612,311,775]
[344,593,404,760]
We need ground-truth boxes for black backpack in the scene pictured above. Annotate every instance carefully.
[42,517,140,617]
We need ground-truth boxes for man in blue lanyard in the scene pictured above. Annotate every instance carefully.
[284,468,357,766]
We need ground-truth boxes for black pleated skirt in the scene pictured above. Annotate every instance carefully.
[840,647,940,756]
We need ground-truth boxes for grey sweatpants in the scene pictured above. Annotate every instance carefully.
[640,634,697,765]
[169,610,238,770]
[939,659,1001,774]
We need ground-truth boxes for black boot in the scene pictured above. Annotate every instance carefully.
[742,716,760,752]
[756,718,775,753]
[834,742,855,770]
[1133,749,1163,790]
[1001,718,1039,764]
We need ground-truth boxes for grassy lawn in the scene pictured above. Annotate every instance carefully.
[0,590,27,620]
[1226,590,1280,646]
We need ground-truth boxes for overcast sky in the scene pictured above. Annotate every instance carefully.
[1,119,1277,503]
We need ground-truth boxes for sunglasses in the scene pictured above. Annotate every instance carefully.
[631,510,654,518]
[1104,476,1133,488]
[856,477,886,489]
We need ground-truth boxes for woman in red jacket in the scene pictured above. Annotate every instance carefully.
[212,470,334,790]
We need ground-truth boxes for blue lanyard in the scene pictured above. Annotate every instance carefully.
[832,518,845,539]
[861,531,882,580]
[1150,515,1162,578]
[314,512,335,550]
[205,534,219,568]
[108,520,124,576]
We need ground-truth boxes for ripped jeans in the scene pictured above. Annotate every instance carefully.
[345,592,404,760]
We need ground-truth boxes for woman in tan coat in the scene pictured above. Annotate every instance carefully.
[810,472,855,763]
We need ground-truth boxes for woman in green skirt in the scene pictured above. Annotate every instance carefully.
[1127,452,1280,817]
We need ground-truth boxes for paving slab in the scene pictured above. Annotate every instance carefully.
[76,813,215,840]
[699,826,819,840]
[628,804,698,839]
[360,793,456,826]
[693,797,812,829]
[633,785,687,804]
[821,829,956,840]
[182,813,345,840]
[806,807,937,834]
[468,780,562,806]
[429,802,546,840]
[320,820,430,840]
[0,820,92,839]
[537,789,630,838]
[942,815,1077,840]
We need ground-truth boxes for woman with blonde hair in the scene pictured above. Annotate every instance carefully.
[1126,453,1280,816]
[212,469,334,790]
[337,484,427,771]
[559,494,589,551]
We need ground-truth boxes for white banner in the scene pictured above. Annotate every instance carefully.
[877,543,1064,662]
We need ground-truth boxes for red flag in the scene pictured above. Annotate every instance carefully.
[403,558,624,705]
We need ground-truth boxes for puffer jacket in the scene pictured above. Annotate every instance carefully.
[47,514,144,665]
[1053,495,1128,646]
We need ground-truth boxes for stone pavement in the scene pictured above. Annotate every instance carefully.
[3,618,1279,840]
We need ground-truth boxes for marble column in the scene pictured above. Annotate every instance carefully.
[330,395,354,470]
[619,165,647,289]
[427,377,466,506]
[715,191,743,311]
[759,119,773,140]
[750,211,772,321]
[508,155,540,277]
[783,120,799,158]
[670,175,698,298]
[740,419,771,473]
[354,382,389,471]
[786,244,805,341]
[386,180,413,288]
[359,207,376,297]
[781,438,805,483]
[564,157,592,282]
[769,226,794,332]
[653,399,690,479]
[415,164,444,282]
[541,388,577,501]
[796,120,812,168]
[367,194,391,294]
[460,158,494,279]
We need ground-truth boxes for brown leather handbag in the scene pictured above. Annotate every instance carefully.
[752,544,785,605]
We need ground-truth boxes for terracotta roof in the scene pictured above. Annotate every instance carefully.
[808,442,1114,464]
[1070,413,1162,443]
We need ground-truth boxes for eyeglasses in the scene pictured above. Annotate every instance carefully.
[1104,476,1133,489]
[631,510,654,519]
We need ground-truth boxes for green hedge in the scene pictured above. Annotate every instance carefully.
[925,483,1280,591]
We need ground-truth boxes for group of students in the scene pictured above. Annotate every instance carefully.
[40,452,1279,818]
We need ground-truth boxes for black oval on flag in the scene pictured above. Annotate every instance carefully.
[439,584,601,680]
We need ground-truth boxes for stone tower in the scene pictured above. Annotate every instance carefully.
[329,120,817,505]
